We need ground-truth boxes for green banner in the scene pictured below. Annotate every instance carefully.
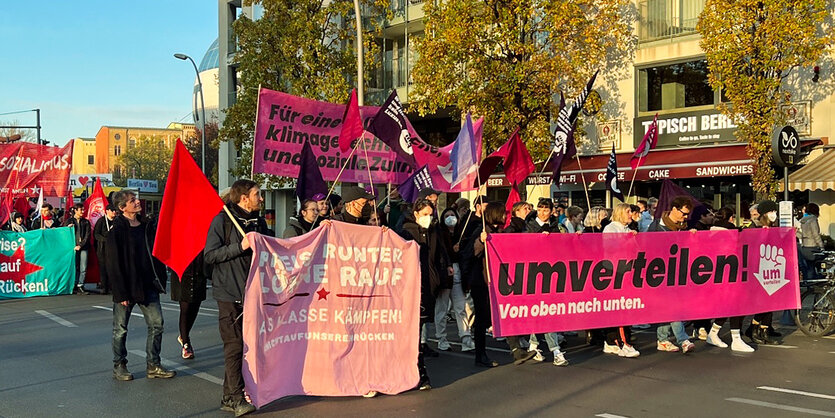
[0,227,76,299]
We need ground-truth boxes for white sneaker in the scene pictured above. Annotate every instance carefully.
[657,341,680,352]
[553,352,569,366]
[619,344,640,358]
[437,339,450,351]
[461,336,475,352]
[530,348,545,362]
[680,340,695,354]
[698,328,708,341]
[363,391,378,398]
[706,333,728,348]
[731,339,755,353]
[603,342,620,355]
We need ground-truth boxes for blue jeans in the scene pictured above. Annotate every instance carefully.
[657,321,689,344]
[76,250,87,287]
[529,333,563,353]
[112,291,164,366]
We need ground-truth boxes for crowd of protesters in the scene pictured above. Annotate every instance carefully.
[10,179,829,417]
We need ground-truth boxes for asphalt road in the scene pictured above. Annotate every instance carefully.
[2,289,835,418]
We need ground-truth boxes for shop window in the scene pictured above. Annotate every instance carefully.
[638,59,715,112]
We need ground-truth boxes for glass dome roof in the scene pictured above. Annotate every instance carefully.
[198,38,219,72]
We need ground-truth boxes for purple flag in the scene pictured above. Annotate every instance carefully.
[367,91,418,169]
[654,179,704,220]
[551,71,598,186]
[449,113,477,187]
[295,141,328,201]
[397,165,434,203]
[605,143,624,202]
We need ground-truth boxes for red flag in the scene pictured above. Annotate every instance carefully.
[338,88,364,152]
[84,178,107,227]
[14,197,30,218]
[631,113,658,170]
[0,191,13,226]
[478,128,536,186]
[153,140,225,279]
[64,188,75,223]
[504,185,521,228]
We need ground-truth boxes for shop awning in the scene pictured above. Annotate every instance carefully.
[788,148,835,191]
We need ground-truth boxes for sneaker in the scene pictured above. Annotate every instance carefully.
[618,344,640,358]
[632,324,651,330]
[656,341,680,352]
[146,364,176,379]
[706,333,728,348]
[232,399,256,417]
[698,328,708,341]
[437,339,450,351]
[512,348,537,365]
[113,363,133,381]
[530,348,545,362]
[418,375,431,391]
[731,339,755,353]
[362,391,378,398]
[552,352,569,366]
[461,336,475,352]
[182,343,195,359]
[602,342,621,355]
[74,285,88,295]
[680,340,695,354]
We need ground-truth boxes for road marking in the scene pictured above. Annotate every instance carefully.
[159,305,215,317]
[596,414,629,418]
[128,349,223,385]
[35,310,77,328]
[757,345,798,349]
[93,305,143,318]
[823,336,835,340]
[161,301,219,313]
[726,398,835,417]
[757,386,835,400]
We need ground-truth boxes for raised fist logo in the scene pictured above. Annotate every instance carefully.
[753,244,789,296]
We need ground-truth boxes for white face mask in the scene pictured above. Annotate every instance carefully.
[417,215,432,229]
[767,212,777,223]
[444,216,458,227]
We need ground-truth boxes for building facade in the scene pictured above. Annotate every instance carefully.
[70,137,97,175]
[94,125,184,180]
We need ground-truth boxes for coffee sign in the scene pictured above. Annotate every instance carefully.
[772,125,800,167]
[634,109,738,148]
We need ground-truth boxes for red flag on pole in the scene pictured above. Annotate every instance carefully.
[63,188,75,223]
[13,197,30,218]
[478,128,536,186]
[84,178,107,227]
[153,140,225,279]
[338,88,364,152]
[631,113,658,170]
[504,185,521,228]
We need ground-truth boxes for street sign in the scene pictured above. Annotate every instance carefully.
[772,125,800,167]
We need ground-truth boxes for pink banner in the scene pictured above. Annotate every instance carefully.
[0,142,74,197]
[486,228,801,337]
[242,222,420,407]
[253,88,441,184]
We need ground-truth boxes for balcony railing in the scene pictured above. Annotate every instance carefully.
[638,0,705,43]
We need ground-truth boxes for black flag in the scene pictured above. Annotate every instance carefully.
[367,90,417,169]
[605,143,624,202]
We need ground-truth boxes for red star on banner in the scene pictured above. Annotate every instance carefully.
[316,287,330,301]
[1,247,44,295]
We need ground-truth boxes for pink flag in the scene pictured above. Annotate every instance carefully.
[242,222,421,407]
[631,113,658,170]
[84,178,107,227]
[338,88,363,152]
[413,117,483,192]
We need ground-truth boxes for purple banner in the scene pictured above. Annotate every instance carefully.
[486,228,801,337]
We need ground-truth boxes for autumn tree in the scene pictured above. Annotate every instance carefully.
[115,135,174,187]
[698,0,834,198]
[187,122,220,186]
[218,0,390,187]
[410,0,636,162]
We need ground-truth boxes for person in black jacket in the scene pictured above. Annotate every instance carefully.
[204,179,268,417]
[63,204,92,295]
[31,203,58,229]
[282,199,318,238]
[526,198,564,233]
[93,205,117,294]
[106,190,175,382]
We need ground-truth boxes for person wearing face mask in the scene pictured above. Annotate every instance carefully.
[742,200,783,346]
[332,187,375,224]
[399,199,445,391]
[434,207,474,352]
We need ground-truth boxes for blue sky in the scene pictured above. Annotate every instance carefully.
[0,1,218,146]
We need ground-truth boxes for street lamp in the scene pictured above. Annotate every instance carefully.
[174,53,207,175]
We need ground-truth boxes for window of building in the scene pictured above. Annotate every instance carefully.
[114,133,121,140]
[638,0,706,42]
[638,59,715,113]
[114,145,121,156]
[87,155,94,165]
[129,138,136,149]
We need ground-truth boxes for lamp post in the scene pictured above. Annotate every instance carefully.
[174,53,207,175]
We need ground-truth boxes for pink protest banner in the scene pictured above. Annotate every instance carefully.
[254,88,440,184]
[0,142,74,196]
[485,228,800,337]
[242,222,420,408]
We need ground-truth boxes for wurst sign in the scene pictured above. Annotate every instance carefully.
[485,228,800,337]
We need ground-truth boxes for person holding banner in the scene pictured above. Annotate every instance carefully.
[465,202,537,366]
[106,190,176,382]
[32,204,57,229]
[583,206,608,234]
[332,188,373,224]
[527,198,564,234]
[283,199,319,238]
[562,206,584,234]
[204,179,268,416]
[744,200,782,346]
[9,212,26,232]
[601,203,641,358]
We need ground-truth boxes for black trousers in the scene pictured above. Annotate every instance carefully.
[179,301,202,344]
[217,301,244,401]
[470,281,491,357]
[714,316,743,329]
[604,327,631,346]
[753,312,773,327]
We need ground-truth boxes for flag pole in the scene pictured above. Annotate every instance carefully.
[222,205,246,237]
[311,137,363,227]
[360,134,377,209]
[538,147,556,200]
[626,155,644,201]
[474,160,491,284]
[574,155,592,210]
